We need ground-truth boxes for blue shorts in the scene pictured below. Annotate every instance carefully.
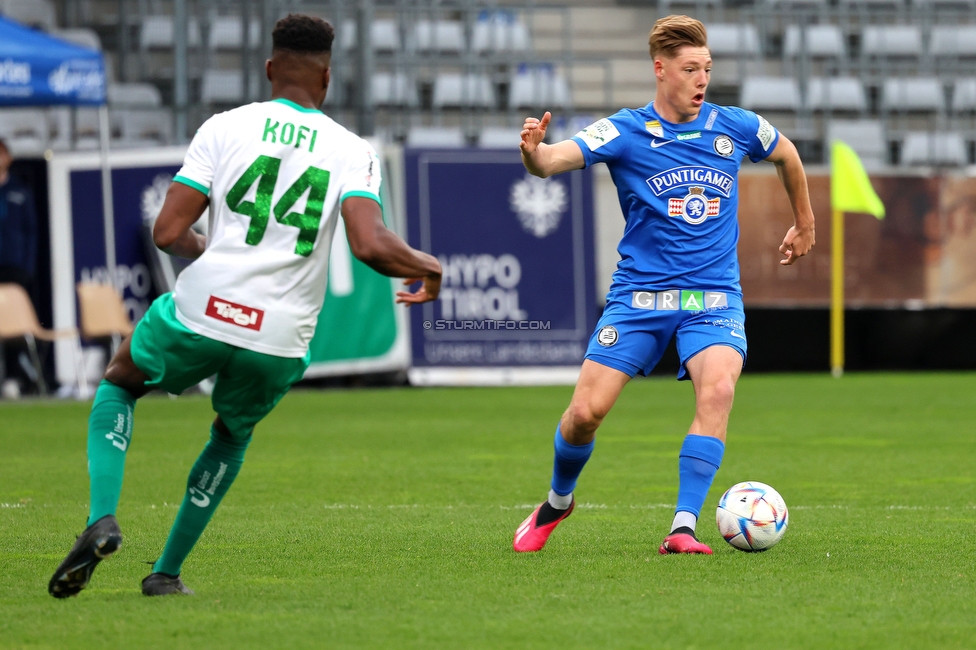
[585,289,747,380]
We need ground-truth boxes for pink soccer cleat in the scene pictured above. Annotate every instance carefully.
[658,529,713,555]
[513,500,575,552]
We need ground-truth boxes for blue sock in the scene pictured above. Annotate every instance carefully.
[550,425,594,497]
[675,434,725,518]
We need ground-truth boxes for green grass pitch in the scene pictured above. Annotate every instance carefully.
[2,372,975,649]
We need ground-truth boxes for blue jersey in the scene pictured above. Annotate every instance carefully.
[571,102,779,296]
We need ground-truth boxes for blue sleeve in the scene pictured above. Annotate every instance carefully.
[569,112,630,167]
[741,109,780,163]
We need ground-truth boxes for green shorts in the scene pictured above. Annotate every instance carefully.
[130,293,310,437]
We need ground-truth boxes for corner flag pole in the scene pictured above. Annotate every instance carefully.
[829,140,885,379]
[830,208,844,377]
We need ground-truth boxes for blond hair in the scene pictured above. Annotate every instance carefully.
[648,15,707,60]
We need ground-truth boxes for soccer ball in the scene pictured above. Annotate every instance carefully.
[716,481,789,552]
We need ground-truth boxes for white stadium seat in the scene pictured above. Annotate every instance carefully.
[201,70,261,104]
[784,25,846,58]
[413,20,465,53]
[882,78,945,112]
[861,26,922,58]
[341,20,401,52]
[509,66,571,109]
[107,83,162,108]
[806,77,867,112]
[477,127,523,148]
[951,78,976,112]
[116,109,173,147]
[705,24,761,57]
[901,132,967,166]
[0,108,48,156]
[432,74,495,109]
[371,72,419,107]
[740,77,801,112]
[472,14,529,54]
[208,16,261,50]
[51,28,102,51]
[929,27,976,58]
[140,16,201,49]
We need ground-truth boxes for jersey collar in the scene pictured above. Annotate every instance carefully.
[270,97,322,114]
[646,102,709,132]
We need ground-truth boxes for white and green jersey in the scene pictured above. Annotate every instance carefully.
[171,98,381,357]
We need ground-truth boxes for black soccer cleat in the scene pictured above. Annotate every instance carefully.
[48,515,123,598]
[142,572,194,596]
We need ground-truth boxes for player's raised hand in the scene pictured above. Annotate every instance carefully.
[520,111,551,155]
[778,225,815,265]
[396,275,442,306]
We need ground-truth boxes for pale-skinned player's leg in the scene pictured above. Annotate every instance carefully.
[660,344,744,555]
[513,360,630,552]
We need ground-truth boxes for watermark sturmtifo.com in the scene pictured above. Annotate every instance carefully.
[424,320,552,330]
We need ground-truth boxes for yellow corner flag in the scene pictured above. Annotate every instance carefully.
[829,140,885,378]
[831,140,885,219]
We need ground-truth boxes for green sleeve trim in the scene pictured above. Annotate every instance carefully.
[340,190,382,205]
[173,175,210,196]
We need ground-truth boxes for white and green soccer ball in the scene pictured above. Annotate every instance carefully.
[716,481,789,552]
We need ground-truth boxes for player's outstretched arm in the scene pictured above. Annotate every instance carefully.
[341,196,442,305]
[765,135,816,266]
[153,182,209,259]
[520,111,585,178]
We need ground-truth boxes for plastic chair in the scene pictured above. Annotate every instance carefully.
[76,283,134,357]
[0,283,85,396]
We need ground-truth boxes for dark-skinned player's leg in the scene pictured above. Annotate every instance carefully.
[49,337,149,598]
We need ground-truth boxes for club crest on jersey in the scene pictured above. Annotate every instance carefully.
[645,120,664,138]
[713,135,735,157]
[206,296,264,331]
[668,187,720,225]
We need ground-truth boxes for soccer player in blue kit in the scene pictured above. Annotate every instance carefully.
[513,15,815,554]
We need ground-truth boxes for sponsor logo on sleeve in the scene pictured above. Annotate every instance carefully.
[205,296,265,331]
[575,118,621,151]
[713,135,735,157]
[756,115,776,151]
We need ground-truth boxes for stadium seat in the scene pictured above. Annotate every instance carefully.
[882,78,945,112]
[201,70,262,104]
[0,283,85,396]
[107,83,162,108]
[140,16,201,49]
[951,78,976,112]
[412,20,465,53]
[51,28,102,51]
[740,77,801,112]
[861,26,922,58]
[705,24,762,57]
[405,126,466,148]
[806,77,867,112]
[208,16,261,50]
[341,20,401,52]
[0,109,48,156]
[76,283,134,357]
[783,25,846,58]
[929,26,976,58]
[0,0,55,30]
[472,12,530,54]
[509,65,571,109]
[371,72,419,107]
[828,119,887,169]
[477,127,523,148]
[432,74,495,109]
[115,109,173,147]
[900,132,967,166]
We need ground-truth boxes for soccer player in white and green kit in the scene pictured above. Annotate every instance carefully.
[48,14,442,597]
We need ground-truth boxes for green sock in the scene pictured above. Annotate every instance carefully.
[87,379,137,526]
[153,425,250,576]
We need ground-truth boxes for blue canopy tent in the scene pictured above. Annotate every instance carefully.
[0,16,118,292]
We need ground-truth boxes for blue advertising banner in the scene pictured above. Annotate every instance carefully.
[404,149,596,378]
